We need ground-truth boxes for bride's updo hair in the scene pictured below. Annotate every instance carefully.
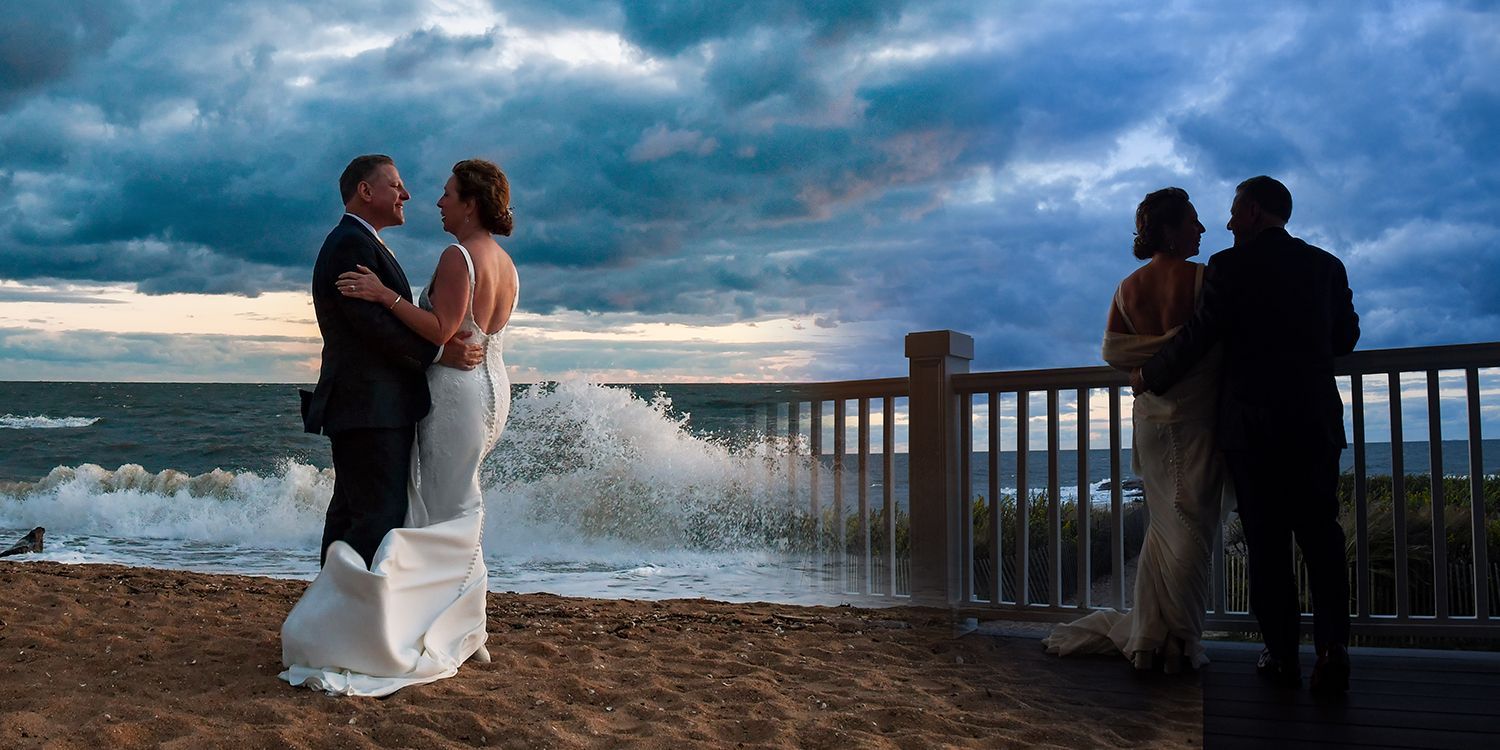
[1133,187,1191,260]
[452,159,513,236]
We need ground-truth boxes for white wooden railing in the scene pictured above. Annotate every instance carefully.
[755,332,1500,638]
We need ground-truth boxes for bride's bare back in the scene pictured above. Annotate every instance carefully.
[1109,257,1201,336]
[426,238,519,336]
[458,236,518,335]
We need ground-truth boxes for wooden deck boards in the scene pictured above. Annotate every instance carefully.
[1201,641,1500,750]
[969,622,1500,749]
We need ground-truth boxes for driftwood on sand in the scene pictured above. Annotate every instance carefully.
[0,527,44,558]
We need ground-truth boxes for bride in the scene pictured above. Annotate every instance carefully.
[1042,187,1227,672]
[281,159,520,696]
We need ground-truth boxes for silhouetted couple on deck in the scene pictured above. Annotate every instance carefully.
[1043,176,1359,694]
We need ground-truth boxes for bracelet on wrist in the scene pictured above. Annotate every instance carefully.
[388,294,401,310]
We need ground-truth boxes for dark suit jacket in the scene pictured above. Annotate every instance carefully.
[1140,227,1359,451]
[301,215,440,435]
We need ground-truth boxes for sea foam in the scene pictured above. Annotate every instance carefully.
[0,380,805,570]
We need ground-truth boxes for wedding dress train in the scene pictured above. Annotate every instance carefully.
[281,244,513,696]
[1042,265,1226,670]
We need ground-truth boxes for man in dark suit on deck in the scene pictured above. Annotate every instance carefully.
[1132,176,1359,692]
[301,154,482,568]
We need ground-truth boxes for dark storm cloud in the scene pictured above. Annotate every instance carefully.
[1,0,953,300]
[1,1,1497,377]
[515,248,857,318]
[0,13,501,292]
[0,1,132,109]
[1149,3,1500,359]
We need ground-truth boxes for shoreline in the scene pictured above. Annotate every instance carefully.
[1,561,1200,749]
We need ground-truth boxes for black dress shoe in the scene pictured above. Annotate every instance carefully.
[1256,647,1301,687]
[1311,644,1351,694]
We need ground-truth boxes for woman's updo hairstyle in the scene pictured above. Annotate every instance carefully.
[1132,187,1191,260]
[452,159,513,236]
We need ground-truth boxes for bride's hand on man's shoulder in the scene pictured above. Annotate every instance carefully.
[438,330,484,370]
[337,265,394,304]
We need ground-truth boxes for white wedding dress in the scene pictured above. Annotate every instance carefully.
[281,244,514,697]
[1042,264,1227,670]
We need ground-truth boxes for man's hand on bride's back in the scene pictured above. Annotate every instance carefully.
[438,331,484,370]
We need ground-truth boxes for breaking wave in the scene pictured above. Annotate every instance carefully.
[1,414,100,430]
[0,381,807,567]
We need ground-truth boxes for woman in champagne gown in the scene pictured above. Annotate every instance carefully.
[280,159,520,696]
[1042,187,1227,672]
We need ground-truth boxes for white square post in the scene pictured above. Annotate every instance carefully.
[904,330,974,607]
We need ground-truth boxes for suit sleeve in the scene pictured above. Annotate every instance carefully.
[1140,256,1232,395]
[317,235,440,371]
[1329,256,1359,356]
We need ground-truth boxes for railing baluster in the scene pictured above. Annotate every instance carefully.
[1211,439,1226,615]
[1428,370,1447,619]
[1391,373,1409,621]
[1352,375,1371,620]
[1016,390,1030,606]
[765,403,777,516]
[788,401,799,513]
[1076,387,1091,610]
[1047,389,1061,608]
[834,399,847,590]
[858,398,871,595]
[1110,386,1125,610]
[762,402,774,455]
[1466,368,1490,621]
[960,395,974,603]
[989,392,1002,604]
[883,396,896,596]
[810,399,823,546]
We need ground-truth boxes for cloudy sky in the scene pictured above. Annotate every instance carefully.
[1,1,1497,384]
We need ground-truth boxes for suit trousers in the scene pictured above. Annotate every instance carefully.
[323,426,415,568]
[1227,443,1349,658]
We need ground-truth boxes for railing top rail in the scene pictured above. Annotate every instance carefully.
[747,341,1500,403]
[950,341,1500,394]
[954,366,1125,393]
[749,377,909,402]
[1335,342,1500,374]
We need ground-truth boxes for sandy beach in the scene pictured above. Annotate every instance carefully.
[0,562,1199,749]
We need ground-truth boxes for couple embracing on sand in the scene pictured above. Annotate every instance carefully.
[275,161,1359,699]
[1043,176,1360,695]
[281,154,518,696]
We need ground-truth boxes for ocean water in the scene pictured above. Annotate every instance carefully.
[2,380,1495,603]
[0,380,850,603]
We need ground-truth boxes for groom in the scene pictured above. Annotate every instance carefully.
[1133,176,1359,692]
[301,154,482,568]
